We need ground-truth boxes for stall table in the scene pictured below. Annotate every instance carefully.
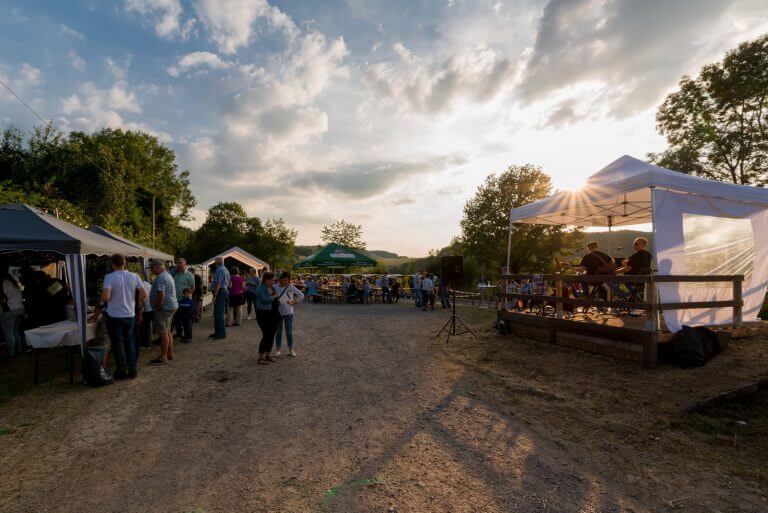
[25,321,97,384]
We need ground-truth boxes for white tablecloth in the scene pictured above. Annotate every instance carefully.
[24,321,97,349]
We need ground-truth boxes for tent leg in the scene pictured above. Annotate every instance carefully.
[505,223,512,273]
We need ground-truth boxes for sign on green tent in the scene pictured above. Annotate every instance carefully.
[293,243,377,269]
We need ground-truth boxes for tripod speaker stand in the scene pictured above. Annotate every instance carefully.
[436,289,476,343]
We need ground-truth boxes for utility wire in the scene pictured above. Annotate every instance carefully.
[0,76,108,175]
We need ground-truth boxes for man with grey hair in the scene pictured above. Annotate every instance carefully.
[148,260,178,365]
[209,255,230,340]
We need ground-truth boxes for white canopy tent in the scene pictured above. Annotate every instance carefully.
[508,155,768,332]
[201,246,270,272]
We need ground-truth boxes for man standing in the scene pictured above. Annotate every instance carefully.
[380,273,390,304]
[412,272,423,308]
[209,256,230,340]
[421,273,436,311]
[172,258,195,337]
[191,268,203,322]
[148,260,178,366]
[245,268,260,320]
[439,273,451,309]
[101,254,146,379]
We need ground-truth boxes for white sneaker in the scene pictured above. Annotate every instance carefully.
[275,350,282,357]
[288,349,296,357]
[246,315,252,320]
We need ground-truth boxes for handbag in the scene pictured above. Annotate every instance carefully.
[271,286,288,317]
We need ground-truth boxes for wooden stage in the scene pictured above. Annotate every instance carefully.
[497,308,768,368]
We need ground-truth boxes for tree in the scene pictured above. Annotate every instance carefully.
[187,202,297,269]
[650,34,768,186]
[321,219,366,249]
[459,164,580,275]
[0,125,196,253]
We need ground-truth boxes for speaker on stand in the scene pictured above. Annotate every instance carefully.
[436,256,476,343]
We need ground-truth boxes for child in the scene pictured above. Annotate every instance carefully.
[177,288,196,343]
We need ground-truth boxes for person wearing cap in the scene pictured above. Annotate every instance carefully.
[148,260,178,366]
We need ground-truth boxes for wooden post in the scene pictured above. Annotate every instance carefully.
[644,278,658,332]
[643,332,659,369]
[555,276,563,319]
[733,277,743,327]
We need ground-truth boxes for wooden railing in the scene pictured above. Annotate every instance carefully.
[500,273,744,332]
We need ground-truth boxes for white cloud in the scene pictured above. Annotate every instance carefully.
[18,63,43,88]
[104,56,133,80]
[517,0,768,117]
[60,24,85,40]
[125,0,183,38]
[192,0,299,53]
[67,50,86,71]
[364,43,516,114]
[59,80,172,142]
[168,51,232,76]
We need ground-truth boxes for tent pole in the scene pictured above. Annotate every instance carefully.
[649,187,659,331]
[505,222,512,274]
[607,216,613,256]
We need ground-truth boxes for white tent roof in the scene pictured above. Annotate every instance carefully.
[200,246,269,270]
[509,155,768,227]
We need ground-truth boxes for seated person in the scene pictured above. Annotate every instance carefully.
[606,237,652,299]
[562,241,613,300]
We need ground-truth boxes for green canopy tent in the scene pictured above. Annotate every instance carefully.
[293,243,377,271]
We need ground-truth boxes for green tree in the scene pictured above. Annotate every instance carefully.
[459,164,578,275]
[0,125,196,254]
[650,34,768,186]
[188,202,297,269]
[321,219,366,249]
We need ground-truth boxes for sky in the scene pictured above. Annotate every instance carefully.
[1,1,767,256]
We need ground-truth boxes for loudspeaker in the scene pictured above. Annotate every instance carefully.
[440,256,463,286]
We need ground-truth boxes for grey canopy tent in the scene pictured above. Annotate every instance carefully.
[88,225,174,264]
[0,203,156,352]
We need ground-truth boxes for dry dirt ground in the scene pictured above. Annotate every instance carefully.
[0,302,766,513]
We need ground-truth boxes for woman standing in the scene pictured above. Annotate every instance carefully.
[255,271,279,365]
[0,267,25,358]
[227,267,245,327]
[273,271,305,357]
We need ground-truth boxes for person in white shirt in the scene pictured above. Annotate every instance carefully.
[421,273,436,311]
[273,271,305,357]
[101,254,147,379]
[1,266,25,357]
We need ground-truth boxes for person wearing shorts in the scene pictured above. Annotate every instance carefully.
[148,260,178,366]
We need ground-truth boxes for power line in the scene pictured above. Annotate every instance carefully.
[0,76,108,175]
[0,77,49,125]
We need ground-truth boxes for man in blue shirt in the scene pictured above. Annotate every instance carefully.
[209,256,230,340]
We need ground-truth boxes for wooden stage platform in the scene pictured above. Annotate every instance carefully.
[497,308,768,368]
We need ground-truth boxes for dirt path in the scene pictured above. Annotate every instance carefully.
[3,303,658,512]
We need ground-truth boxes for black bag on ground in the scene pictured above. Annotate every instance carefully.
[83,345,114,387]
[662,326,722,368]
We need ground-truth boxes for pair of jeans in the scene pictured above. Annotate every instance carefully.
[413,288,422,307]
[422,291,435,309]
[1,307,25,357]
[138,310,154,347]
[245,291,258,316]
[213,288,229,338]
[604,281,629,299]
[275,314,294,349]
[106,315,137,374]
[179,316,193,340]
[256,309,278,354]
[440,288,451,308]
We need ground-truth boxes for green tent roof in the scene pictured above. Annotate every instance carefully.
[293,243,377,269]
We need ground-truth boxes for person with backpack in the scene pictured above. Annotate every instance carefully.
[273,271,305,357]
